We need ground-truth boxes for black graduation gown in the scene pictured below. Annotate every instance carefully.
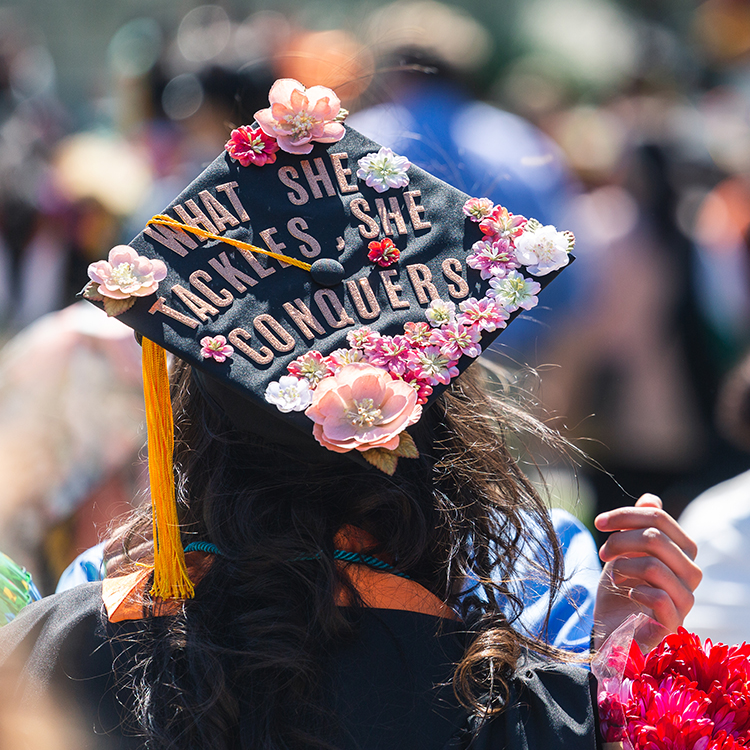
[0,582,601,750]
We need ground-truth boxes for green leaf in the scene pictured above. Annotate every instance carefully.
[82,281,104,302]
[393,431,419,459]
[362,447,398,475]
[102,296,136,317]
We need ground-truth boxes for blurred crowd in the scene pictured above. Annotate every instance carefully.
[0,0,749,646]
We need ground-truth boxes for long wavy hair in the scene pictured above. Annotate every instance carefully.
[108,357,567,749]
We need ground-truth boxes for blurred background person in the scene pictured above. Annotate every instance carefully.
[680,349,750,645]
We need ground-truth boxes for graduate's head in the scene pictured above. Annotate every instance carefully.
[84,77,574,599]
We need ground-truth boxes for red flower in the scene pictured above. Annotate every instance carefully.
[225,125,279,167]
[367,238,400,267]
[598,628,750,750]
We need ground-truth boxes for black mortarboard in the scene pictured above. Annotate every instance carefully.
[83,78,574,600]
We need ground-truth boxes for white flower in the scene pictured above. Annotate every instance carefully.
[356,147,411,193]
[264,375,313,413]
[514,224,570,276]
[425,298,456,327]
[488,271,541,312]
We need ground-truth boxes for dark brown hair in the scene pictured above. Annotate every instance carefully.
[109,358,566,749]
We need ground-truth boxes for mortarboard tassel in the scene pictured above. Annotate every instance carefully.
[141,337,194,601]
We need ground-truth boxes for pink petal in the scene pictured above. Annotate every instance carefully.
[151,259,168,281]
[407,405,422,425]
[289,86,309,112]
[98,285,130,300]
[254,107,279,136]
[309,95,333,121]
[270,101,293,122]
[132,256,153,276]
[336,363,378,387]
[378,391,410,422]
[268,78,305,105]
[132,282,159,296]
[349,373,387,404]
[356,433,400,452]
[321,418,360,442]
[87,260,111,284]
[109,246,137,266]
[316,388,349,419]
[315,122,346,143]
[312,423,353,453]
[306,85,341,115]
[275,135,314,154]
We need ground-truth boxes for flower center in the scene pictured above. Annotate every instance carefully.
[346,398,383,427]
[282,383,303,400]
[371,158,399,178]
[110,262,138,287]
[283,111,316,138]
[249,134,266,153]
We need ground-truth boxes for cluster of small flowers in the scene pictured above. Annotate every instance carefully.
[598,628,750,750]
[265,293,505,414]
[463,197,573,282]
[265,197,574,418]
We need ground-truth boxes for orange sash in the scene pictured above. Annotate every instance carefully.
[102,527,458,623]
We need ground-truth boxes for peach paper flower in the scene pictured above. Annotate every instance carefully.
[305,363,422,453]
[88,246,167,300]
[254,78,345,155]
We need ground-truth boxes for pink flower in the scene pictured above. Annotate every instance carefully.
[597,628,750,750]
[225,125,279,167]
[407,346,459,386]
[305,363,422,453]
[88,245,167,300]
[457,297,509,332]
[430,322,482,359]
[403,321,432,347]
[401,371,433,405]
[479,205,527,242]
[425,299,456,327]
[487,271,541,312]
[254,78,345,155]
[466,237,520,280]
[326,348,365,373]
[347,327,381,351]
[200,335,234,362]
[367,238,400,267]
[463,197,494,222]
[366,334,412,376]
[287,350,332,386]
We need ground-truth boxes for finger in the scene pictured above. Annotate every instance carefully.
[634,493,662,510]
[599,527,702,590]
[595,506,698,561]
[628,584,683,633]
[606,556,696,618]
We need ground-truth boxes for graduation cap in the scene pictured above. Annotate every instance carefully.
[83,78,574,601]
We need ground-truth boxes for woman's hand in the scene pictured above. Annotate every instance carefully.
[592,493,702,652]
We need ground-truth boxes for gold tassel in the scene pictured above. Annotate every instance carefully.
[141,337,194,600]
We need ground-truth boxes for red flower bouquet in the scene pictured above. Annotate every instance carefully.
[594,615,750,750]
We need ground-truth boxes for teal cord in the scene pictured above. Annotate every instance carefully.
[296,549,411,579]
[184,541,222,555]
[184,542,410,579]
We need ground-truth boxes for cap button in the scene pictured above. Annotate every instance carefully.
[310,258,345,287]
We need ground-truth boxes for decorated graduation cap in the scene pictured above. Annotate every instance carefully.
[83,78,574,602]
